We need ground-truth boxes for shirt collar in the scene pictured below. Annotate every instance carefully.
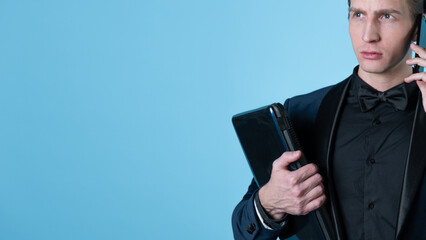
[348,66,418,112]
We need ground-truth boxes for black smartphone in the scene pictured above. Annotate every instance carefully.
[414,13,426,73]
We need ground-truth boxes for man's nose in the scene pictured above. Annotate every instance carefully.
[362,20,380,42]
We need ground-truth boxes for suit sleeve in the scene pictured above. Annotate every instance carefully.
[231,179,284,240]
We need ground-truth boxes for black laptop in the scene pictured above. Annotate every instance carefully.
[232,103,337,240]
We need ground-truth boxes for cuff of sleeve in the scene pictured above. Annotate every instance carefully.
[254,191,287,230]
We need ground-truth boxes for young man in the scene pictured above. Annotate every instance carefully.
[232,0,426,239]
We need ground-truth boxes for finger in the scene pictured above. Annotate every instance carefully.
[272,151,302,171]
[302,194,327,214]
[302,182,325,202]
[405,72,426,83]
[416,81,426,113]
[292,163,320,183]
[284,164,320,190]
[406,57,426,68]
[296,173,323,196]
[287,172,322,199]
[417,79,426,91]
[411,43,426,59]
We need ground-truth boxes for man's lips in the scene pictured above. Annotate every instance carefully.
[361,51,383,60]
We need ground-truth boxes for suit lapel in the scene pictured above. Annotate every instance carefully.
[314,77,352,240]
[396,93,426,239]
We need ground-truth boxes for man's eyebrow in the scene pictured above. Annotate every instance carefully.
[376,8,402,15]
[349,7,402,15]
[349,7,365,13]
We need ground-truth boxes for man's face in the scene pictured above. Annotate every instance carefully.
[349,0,415,76]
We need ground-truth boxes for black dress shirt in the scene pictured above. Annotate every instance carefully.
[332,67,418,240]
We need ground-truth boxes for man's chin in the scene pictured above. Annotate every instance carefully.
[359,61,388,74]
[358,63,386,75]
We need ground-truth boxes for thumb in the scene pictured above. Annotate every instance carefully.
[272,151,302,171]
[416,81,426,113]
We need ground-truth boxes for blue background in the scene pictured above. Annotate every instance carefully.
[0,1,357,239]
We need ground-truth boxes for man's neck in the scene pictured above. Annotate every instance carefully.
[357,61,412,92]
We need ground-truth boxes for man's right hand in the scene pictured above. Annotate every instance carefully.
[258,151,326,220]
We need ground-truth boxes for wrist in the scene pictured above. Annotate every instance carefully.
[255,191,287,229]
[258,186,286,220]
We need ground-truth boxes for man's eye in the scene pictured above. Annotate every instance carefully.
[383,14,393,19]
[355,13,363,17]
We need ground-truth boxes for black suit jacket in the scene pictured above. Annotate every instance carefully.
[232,75,426,239]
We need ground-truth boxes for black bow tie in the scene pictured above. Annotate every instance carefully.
[358,85,408,112]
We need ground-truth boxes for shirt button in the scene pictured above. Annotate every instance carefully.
[369,158,375,164]
[368,203,375,210]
